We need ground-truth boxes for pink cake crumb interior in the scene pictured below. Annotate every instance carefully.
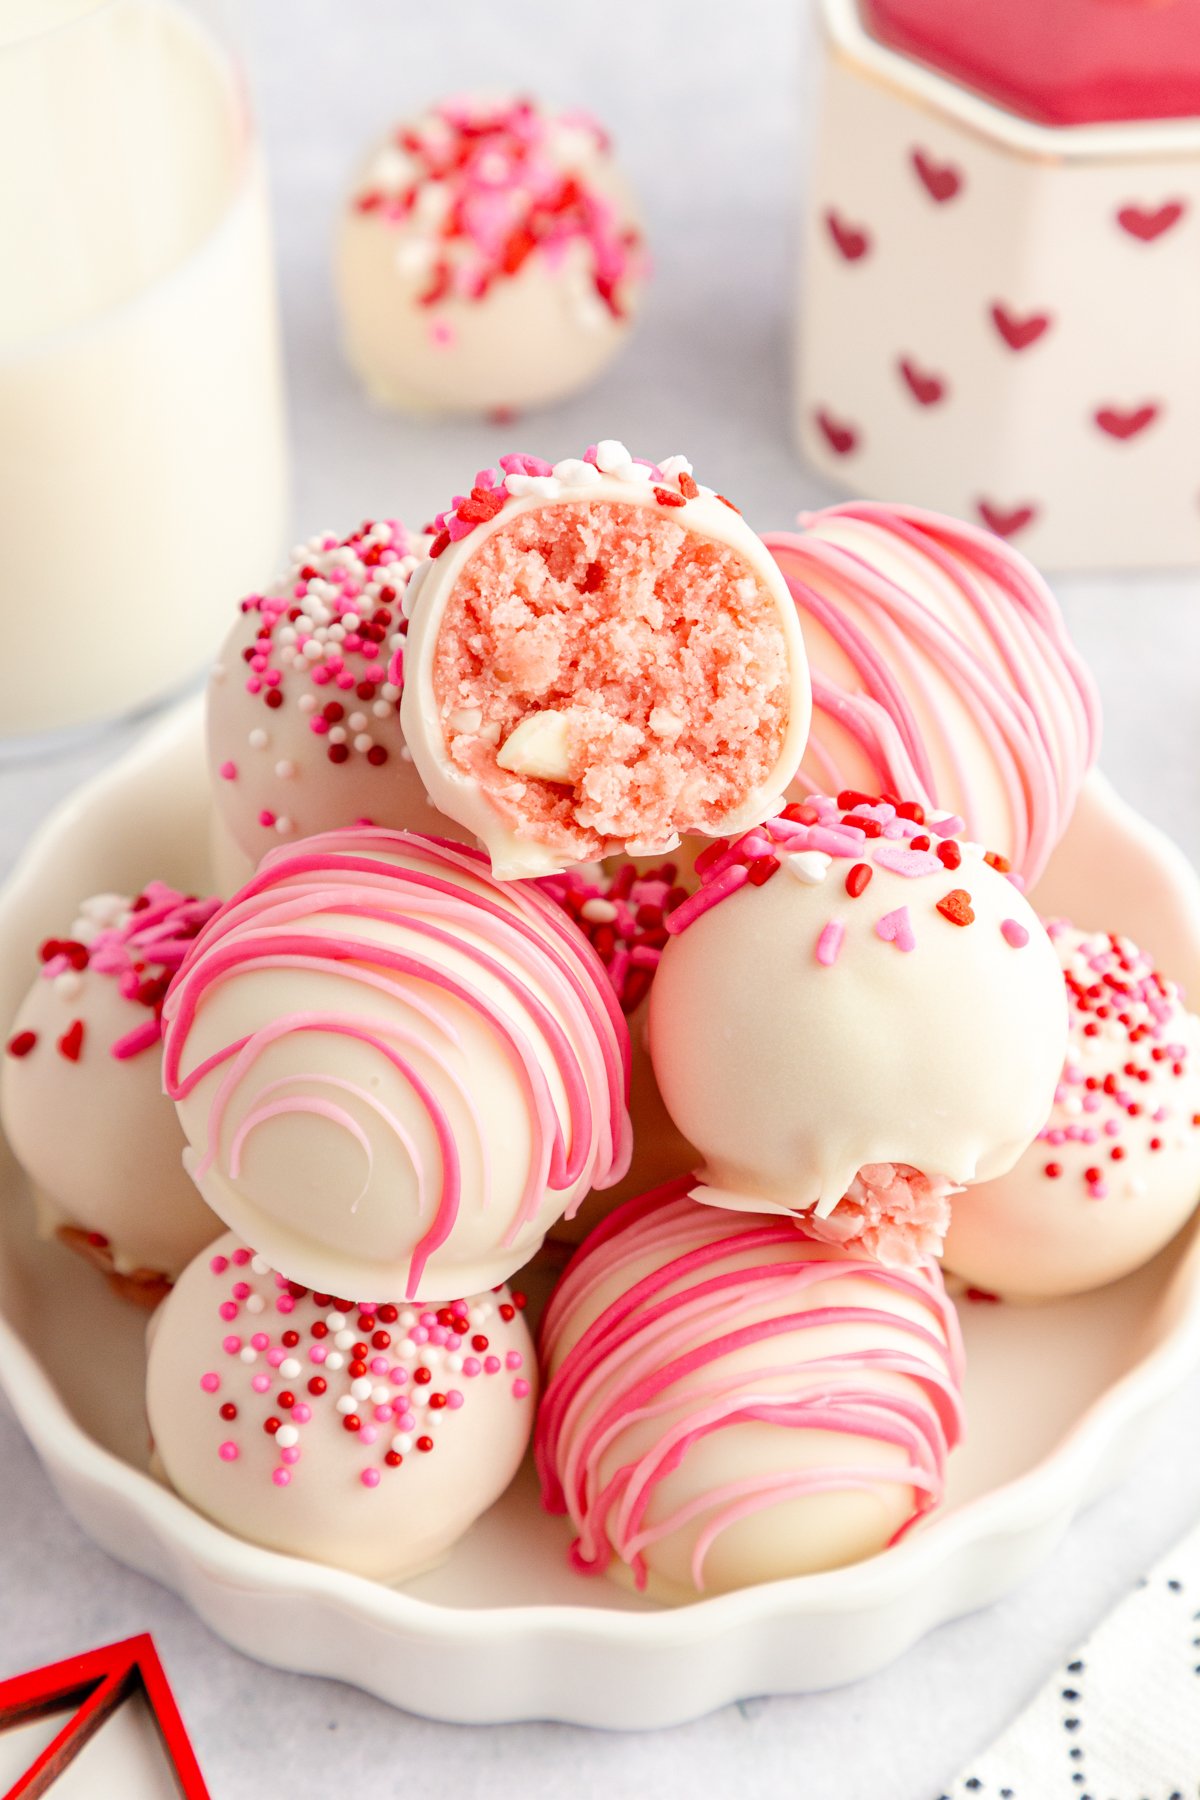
[432,501,792,860]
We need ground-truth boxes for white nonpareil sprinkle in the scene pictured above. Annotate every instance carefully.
[275,1425,299,1449]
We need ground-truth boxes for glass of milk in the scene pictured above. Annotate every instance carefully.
[0,0,288,746]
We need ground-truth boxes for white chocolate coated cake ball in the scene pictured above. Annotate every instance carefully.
[1,886,223,1303]
[161,829,632,1302]
[401,444,811,879]
[207,519,467,869]
[649,795,1068,1247]
[766,503,1101,888]
[536,1182,964,1600]
[337,96,646,417]
[945,923,1200,1299]
[147,1232,535,1581]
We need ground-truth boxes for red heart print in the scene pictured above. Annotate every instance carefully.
[1095,403,1159,441]
[57,1019,85,1062]
[977,500,1037,539]
[1117,201,1185,243]
[899,357,946,406]
[990,303,1052,351]
[936,890,975,927]
[825,210,871,261]
[911,148,961,203]
[815,409,859,456]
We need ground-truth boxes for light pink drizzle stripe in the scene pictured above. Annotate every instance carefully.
[162,829,632,1296]
[765,503,1101,886]
[536,1179,966,1593]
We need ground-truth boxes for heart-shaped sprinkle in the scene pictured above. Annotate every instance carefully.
[936,890,975,927]
[57,1019,85,1062]
[786,851,832,886]
[875,907,916,952]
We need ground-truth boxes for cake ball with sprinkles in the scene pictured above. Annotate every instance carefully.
[536,1182,964,1600]
[944,922,1200,1299]
[147,1231,534,1580]
[539,859,698,1245]
[648,793,1068,1262]
[766,502,1101,888]
[400,442,812,879]
[208,519,469,876]
[336,95,646,417]
[1,884,223,1305]
[161,829,632,1302]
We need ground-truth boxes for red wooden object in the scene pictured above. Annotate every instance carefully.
[861,0,1200,125]
[0,1635,210,1799]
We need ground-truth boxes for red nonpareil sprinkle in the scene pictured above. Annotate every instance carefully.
[1044,1162,1063,1178]
[5,1031,36,1058]
[936,890,975,927]
[678,471,699,499]
[416,1436,434,1453]
[220,1403,238,1421]
[937,840,962,870]
[512,1291,528,1310]
[845,863,873,899]
[57,1020,85,1062]
[653,486,686,508]
[328,744,350,765]
[499,1302,516,1322]
[342,1414,362,1433]
[308,1377,327,1396]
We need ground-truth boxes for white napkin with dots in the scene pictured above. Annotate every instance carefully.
[944,1521,1200,1799]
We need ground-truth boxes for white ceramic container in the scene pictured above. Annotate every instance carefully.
[798,0,1200,571]
[0,700,1199,1726]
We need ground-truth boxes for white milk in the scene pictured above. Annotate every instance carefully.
[0,0,287,739]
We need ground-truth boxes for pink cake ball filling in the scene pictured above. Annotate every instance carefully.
[432,502,792,864]
[799,1164,956,1268]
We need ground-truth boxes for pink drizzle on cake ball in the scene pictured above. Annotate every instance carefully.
[161,829,633,1300]
[537,1181,965,1599]
[765,503,1101,887]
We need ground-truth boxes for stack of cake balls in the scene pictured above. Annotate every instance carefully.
[5,439,1200,1604]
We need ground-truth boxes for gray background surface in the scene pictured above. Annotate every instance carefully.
[2,4,1199,1795]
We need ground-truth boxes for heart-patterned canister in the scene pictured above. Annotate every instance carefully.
[798,0,1200,570]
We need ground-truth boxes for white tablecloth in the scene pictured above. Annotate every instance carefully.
[2,4,1200,1794]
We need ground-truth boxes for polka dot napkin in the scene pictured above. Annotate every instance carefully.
[944,1521,1200,1798]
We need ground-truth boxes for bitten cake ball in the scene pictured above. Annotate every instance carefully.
[208,519,467,869]
[401,444,812,879]
[148,1232,535,1580]
[765,503,1101,887]
[161,830,632,1301]
[649,794,1068,1257]
[945,923,1200,1299]
[336,95,646,417]
[537,1182,964,1600]
[539,860,698,1245]
[1,885,223,1304]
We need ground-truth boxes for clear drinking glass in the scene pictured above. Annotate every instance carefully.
[0,0,288,747]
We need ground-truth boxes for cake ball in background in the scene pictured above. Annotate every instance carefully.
[162,829,632,1302]
[1,884,223,1306]
[765,503,1101,888]
[537,1182,965,1600]
[649,794,1068,1263]
[147,1231,535,1580]
[540,860,698,1246]
[337,96,646,418]
[944,923,1200,1300]
[208,519,469,884]
[401,443,812,879]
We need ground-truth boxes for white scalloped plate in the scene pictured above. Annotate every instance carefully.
[2,698,1200,1728]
